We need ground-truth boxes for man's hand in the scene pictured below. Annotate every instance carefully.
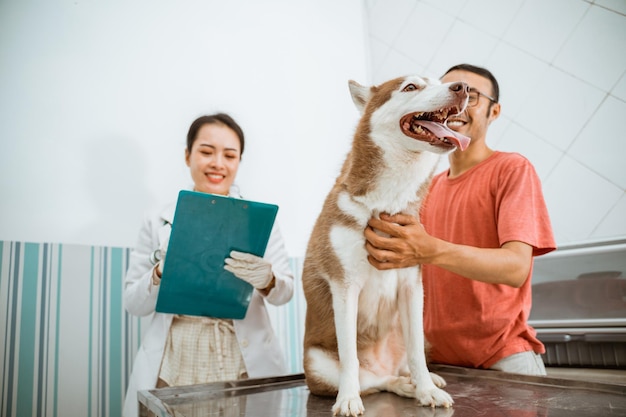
[364,212,435,270]
[365,213,534,287]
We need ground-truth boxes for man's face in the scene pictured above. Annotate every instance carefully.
[441,70,500,147]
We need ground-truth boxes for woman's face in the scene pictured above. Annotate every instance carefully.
[185,123,241,195]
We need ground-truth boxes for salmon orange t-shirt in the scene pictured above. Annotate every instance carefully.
[421,151,556,369]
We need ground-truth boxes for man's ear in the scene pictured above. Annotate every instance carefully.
[488,102,501,123]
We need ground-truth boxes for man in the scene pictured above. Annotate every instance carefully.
[364,64,556,375]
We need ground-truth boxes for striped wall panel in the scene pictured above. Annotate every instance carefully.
[0,241,305,417]
[266,256,306,374]
[0,242,147,417]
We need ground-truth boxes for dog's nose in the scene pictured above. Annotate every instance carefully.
[449,82,470,94]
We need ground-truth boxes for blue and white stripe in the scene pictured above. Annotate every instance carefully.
[0,241,305,417]
[0,242,146,417]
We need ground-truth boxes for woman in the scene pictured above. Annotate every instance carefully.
[122,113,294,417]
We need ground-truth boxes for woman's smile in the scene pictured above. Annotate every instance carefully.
[206,173,225,184]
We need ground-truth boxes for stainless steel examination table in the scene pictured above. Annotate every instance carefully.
[138,365,626,417]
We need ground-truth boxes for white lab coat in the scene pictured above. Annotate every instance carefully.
[122,190,294,417]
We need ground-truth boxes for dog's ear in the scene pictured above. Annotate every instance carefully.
[348,80,370,114]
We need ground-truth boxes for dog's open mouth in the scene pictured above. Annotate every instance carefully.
[400,107,470,151]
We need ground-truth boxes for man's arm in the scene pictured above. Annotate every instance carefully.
[364,213,533,288]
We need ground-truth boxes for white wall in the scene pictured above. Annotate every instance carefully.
[0,0,368,257]
[364,0,626,245]
[3,0,625,257]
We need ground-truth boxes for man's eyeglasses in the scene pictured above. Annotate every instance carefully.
[467,89,497,107]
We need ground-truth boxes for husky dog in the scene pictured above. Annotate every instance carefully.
[302,75,470,416]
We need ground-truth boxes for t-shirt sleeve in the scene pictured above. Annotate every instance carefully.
[495,155,556,257]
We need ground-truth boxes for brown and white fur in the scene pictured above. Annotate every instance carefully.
[302,75,470,416]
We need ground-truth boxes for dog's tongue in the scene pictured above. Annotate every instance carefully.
[414,120,470,151]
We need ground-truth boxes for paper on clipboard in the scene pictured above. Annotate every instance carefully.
[155,190,278,319]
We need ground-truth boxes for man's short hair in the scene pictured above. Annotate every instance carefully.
[442,64,500,103]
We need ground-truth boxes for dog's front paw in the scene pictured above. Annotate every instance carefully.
[332,393,364,416]
[416,386,453,408]
[430,372,447,388]
[386,376,416,398]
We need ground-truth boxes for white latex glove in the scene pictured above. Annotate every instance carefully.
[152,225,171,283]
[224,250,274,290]
[155,238,168,277]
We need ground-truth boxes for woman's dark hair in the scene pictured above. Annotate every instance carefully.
[442,63,500,103]
[186,113,245,156]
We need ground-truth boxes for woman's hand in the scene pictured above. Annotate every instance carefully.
[151,226,171,285]
[224,251,275,293]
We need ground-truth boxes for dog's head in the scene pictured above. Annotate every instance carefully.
[349,75,470,154]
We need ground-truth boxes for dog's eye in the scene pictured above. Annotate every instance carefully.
[402,83,425,92]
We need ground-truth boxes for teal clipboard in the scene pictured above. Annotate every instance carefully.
[155,190,278,319]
